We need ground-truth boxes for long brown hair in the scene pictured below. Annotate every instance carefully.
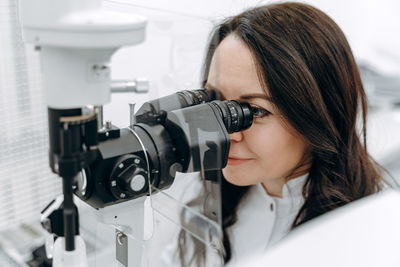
[200,2,384,263]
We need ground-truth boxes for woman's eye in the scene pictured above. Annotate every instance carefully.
[251,106,271,118]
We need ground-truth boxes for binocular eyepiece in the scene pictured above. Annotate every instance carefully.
[136,89,253,133]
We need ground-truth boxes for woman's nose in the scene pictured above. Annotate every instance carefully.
[229,131,244,142]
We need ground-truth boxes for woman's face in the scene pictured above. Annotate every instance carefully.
[205,34,310,195]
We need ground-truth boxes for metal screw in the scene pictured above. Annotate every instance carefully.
[129,103,136,125]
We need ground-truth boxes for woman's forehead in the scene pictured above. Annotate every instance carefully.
[207,35,267,98]
[209,35,255,77]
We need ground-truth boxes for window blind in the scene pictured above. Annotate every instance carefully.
[0,0,61,231]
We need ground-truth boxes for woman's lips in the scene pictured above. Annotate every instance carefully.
[227,157,253,166]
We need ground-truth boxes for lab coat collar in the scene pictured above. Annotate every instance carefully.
[272,173,308,218]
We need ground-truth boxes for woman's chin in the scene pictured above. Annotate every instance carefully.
[222,169,253,186]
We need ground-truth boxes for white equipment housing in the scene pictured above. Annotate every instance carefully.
[19,0,147,108]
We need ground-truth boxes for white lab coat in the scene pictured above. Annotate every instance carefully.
[225,174,307,266]
[158,173,308,266]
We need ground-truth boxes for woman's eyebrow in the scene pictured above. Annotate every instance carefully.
[239,94,272,102]
[204,82,272,102]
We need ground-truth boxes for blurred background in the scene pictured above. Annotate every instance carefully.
[0,0,399,265]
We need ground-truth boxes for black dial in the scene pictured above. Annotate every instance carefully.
[109,154,148,200]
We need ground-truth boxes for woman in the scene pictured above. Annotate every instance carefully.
[170,2,386,266]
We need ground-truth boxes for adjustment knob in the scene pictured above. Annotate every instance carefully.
[119,166,147,193]
[130,173,146,191]
[109,154,148,200]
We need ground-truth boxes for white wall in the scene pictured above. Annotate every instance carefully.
[305,0,400,76]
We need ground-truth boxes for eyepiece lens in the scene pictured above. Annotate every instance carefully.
[208,100,253,133]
